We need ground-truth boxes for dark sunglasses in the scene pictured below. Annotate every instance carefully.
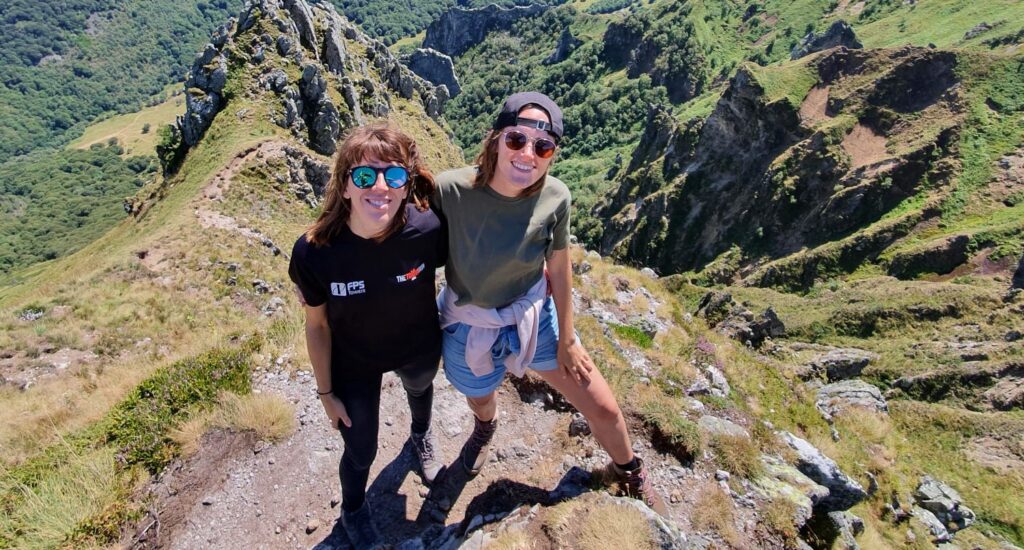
[503,130,557,159]
[348,165,410,189]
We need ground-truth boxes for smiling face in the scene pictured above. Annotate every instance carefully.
[489,106,557,198]
[343,156,409,239]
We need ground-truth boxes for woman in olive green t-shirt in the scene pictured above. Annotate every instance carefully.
[432,91,666,514]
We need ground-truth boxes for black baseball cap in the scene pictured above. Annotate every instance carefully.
[493,91,563,142]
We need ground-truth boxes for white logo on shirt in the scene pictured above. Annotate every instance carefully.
[331,281,365,296]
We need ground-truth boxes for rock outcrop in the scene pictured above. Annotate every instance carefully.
[797,348,878,381]
[167,0,451,167]
[544,27,582,65]
[791,20,863,60]
[912,476,976,542]
[402,48,460,97]
[781,431,868,512]
[694,291,785,347]
[887,234,971,278]
[816,380,888,423]
[423,4,548,57]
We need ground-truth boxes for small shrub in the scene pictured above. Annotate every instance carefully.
[105,346,252,472]
[609,322,654,348]
[214,392,295,442]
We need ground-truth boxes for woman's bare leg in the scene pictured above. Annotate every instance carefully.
[535,366,634,464]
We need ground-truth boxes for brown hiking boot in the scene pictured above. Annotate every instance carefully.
[460,416,497,475]
[608,457,668,516]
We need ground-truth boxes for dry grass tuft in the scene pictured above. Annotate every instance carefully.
[577,502,656,550]
[691,483,741,547]
[712,433,765,478]
[2,445,125,549]
[761,495,801,548]
[489,529,537,550]
[213,392,296,442]
[546,498,656,550]
[168,410,216,457]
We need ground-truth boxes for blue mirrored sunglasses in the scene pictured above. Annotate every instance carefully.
[348,165,410,189]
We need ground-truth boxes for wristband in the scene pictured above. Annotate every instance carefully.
[316,388,332,396]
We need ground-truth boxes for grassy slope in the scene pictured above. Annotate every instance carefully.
[68,86,184,157]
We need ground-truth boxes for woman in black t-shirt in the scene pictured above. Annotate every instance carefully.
[288,124,444,549]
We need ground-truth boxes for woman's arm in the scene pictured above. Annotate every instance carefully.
[547,247,594,383]
[304,303,352,428]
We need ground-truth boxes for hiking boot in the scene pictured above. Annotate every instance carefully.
[411,427,442,484]
[608,457,668,516]
[341,501,384,549]
[460,416,497,475]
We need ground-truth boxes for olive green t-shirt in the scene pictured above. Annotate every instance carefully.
[433,166,571,308]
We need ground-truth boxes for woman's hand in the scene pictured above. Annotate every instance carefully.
[557,337,594,384]
[319,393,352,429]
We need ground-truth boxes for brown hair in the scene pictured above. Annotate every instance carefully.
[306,124,435,245]
[473,105,557,197]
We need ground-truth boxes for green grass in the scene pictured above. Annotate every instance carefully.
[748,57,820,108]
[68,87,185,157]
[609,322,654,348]
[0,340,256,548]
[856,0,1024,50]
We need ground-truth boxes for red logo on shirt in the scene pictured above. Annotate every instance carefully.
[396,263,425,283]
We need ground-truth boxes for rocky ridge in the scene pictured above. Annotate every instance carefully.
[161,0,450,169]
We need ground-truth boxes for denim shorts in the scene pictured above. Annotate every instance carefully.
[442,296,561,397]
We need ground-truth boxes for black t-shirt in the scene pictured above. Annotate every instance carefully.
[288,204,445,380]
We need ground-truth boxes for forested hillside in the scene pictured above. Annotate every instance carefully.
[0,0,239,162]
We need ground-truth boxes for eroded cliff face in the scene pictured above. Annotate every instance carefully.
[422,4,549,58]
[595,47,965,287]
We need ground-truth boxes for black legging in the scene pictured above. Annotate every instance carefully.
[334,354,438,512]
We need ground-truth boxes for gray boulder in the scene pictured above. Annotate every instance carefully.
[403,48,461,97]
[276,35,295,56]
[310,99,341,156]
[816,380,888,422]
[695,291,785,346]
[423,4,548,57]
[913,506,951,543]
[827,511,865,550]
[781,431,867,512]
[698,415,749,439]
[753,455,830,527]
[963,22,994,40]
[799,348,878,381]
[323,19,348,76]
[284,0,319,58]
[263,69,289,93]
[791,20,863,60]
[914,476,975,534]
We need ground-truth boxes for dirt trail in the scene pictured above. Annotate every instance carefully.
[194,141,288,238]
[136,360,729,549]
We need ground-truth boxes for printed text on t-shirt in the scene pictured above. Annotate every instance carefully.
[330,281,366,296]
